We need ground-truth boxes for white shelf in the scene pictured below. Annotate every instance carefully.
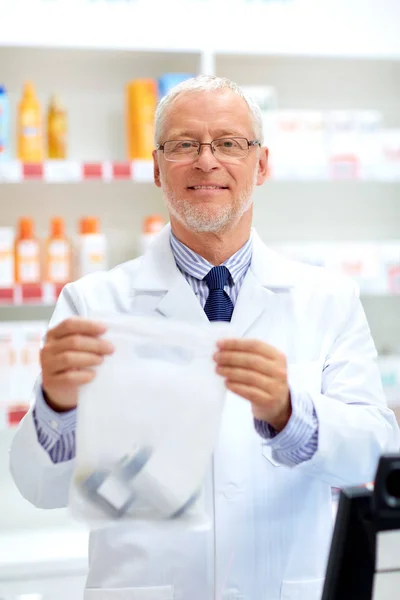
[1,0,400,60]
[0,161,399,184]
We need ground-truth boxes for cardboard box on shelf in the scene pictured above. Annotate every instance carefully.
[0,321,47,429]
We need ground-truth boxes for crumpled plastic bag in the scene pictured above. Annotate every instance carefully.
[69,314,232,529]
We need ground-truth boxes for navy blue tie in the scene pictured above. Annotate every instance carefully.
[204,266,234,322]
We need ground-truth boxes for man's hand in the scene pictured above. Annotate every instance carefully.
[41,317,115,412]
[214,339,291,432]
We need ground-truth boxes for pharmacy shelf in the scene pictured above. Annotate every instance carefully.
[0,160,155,183]
[1,0,400,60]
[0,283,63,306]
[0,161,399,184]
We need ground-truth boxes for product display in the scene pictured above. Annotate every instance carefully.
[138,214,165,255]
[45,217,71,284]
[47,94,68,159]
[0,85,10,161]
[14,217,41,285]
[0,320,46,430]
[268,241,400,295]
[126,79,158,160]
[76,217,108,278]
[158,73,194,99]
[17,82,44,163]
[0,227,14,287]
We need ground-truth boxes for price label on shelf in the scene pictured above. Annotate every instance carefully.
[0,161,23,183]
[44,161,82,182]
[132,160,154,183]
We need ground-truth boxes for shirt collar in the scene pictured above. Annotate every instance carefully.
[170,231,253,284]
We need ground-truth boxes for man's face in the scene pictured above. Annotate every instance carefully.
[153,90,269,234]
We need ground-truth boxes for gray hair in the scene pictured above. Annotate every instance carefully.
[154,75,264,145]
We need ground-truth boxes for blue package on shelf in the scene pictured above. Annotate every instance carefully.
[158,73,194,100]
[0,85,10,161]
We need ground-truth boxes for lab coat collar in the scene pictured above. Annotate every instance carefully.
[132,224,296,292]
[130,224,296,334]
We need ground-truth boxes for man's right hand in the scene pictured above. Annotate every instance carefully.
[40,317,115,412]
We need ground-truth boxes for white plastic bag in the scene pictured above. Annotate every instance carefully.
[69,314,231,528]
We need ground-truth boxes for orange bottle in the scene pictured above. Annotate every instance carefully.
[17,82,44,163]
[45,217,71,284]
[47,94,68,160]
[126,79,157,160]
[14,218,41,284]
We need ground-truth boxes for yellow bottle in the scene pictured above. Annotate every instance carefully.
[47,94,67,160]
[126,79,157,160]
[17,83,44,163]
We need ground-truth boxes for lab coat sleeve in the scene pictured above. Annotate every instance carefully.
[9,283,85,509]
[294,284,400,487]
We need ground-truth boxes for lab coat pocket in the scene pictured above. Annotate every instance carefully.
[280,578,325,600]
[84,585,174,600]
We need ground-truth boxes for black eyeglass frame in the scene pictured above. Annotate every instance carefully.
[156,137,261,160]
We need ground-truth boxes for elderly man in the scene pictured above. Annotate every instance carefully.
[10,76,400,600]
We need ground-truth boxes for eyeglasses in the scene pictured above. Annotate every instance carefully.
[156,137,261,163]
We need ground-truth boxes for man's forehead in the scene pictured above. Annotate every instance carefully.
[163,90,253,134]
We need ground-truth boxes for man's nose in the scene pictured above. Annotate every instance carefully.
[193,145,220,171]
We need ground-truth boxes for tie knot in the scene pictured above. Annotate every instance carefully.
[204,266,231,291]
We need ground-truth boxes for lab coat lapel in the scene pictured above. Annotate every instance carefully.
[130,224,208,324]
[231,230,296,338]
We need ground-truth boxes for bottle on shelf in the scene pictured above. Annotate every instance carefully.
[139,214,165,255]
[45,217,71,284]
[76,217,108,278]
[0,85,10,161]
[157,73,193,100]
[17,82,44,163]
[126,79,157,160]
[0,227,15,287]
[14,217,41,284]
[47,94,68,160]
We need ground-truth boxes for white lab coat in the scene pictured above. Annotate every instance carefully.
[9,226,400,600]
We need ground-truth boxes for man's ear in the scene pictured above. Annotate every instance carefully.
[153,149,161,188]
[256,147,269,186]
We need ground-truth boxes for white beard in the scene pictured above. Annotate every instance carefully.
[161,167,258,234]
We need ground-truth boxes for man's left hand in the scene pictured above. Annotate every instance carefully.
[214,339,292,432]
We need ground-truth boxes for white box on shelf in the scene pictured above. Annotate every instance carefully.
[327,111,359,180]
[325,243,386,294]
[0,227,15,287]
[294,111,329,180]
[0,321,47,429]
[380,130,400,182]
[0,324,14,428]
[356,111,383,180]
[382,242,400,295]
[268,111,304,180]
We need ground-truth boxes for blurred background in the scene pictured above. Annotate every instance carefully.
[0,0,399,598]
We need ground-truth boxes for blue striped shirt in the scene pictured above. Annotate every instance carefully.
[33,232,319,466]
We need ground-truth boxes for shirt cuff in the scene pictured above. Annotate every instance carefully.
[254,390,319,466]
[33,385,77,450]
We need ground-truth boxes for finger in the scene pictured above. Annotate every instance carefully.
[216,338,283,361]
[47,317,107,341]
[216,365,275,391]
[214,350,275,376]
[46,351,104,375]
[48,334,114,356]
[225,381,267,406]
[50,369,97,386]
